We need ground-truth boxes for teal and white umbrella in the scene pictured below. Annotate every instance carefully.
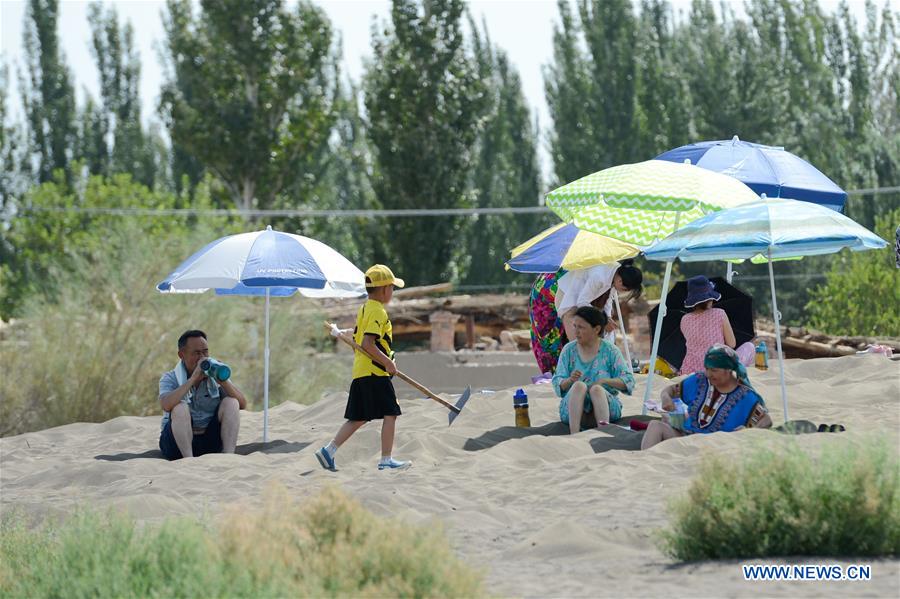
[644,197,887,420]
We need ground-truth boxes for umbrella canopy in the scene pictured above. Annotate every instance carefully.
[506,223,640,273]
[655,136,847,212]
[643,198,887,421]
[158,226,364,294]
[545,159,760,246]
[643,198,886,262]
[157,226,365,442]
[647,277,755,370]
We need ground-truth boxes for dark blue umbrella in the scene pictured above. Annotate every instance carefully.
[655,135,847,212]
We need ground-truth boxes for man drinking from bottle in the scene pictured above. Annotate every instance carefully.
[158,330,247,460]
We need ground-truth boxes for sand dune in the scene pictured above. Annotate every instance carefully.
[2,353,899,597]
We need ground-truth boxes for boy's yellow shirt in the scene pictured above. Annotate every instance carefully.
[352,298,394,379]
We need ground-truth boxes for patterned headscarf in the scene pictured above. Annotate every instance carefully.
[704,343,759,397]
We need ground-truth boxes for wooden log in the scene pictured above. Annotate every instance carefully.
[465,314,476,349]
[393,282,454,299]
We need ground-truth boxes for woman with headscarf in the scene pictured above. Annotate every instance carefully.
[641,344,772,450]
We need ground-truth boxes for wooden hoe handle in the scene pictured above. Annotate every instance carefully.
[324,321,460,413]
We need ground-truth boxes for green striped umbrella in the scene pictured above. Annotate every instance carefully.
[547,160,760,409]
[546,160,760,246]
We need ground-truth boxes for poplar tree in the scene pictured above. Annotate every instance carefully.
[160,0,338,210]
[464,19,544,285]
[364,0,489,284]
[20,0,77,184]
[86,3,159,187]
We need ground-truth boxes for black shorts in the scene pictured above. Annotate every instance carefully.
[344,375,402,421]
[159,408,223,460]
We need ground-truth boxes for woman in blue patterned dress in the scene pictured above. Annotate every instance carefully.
[641,344,772,450]
[552,306,635,434]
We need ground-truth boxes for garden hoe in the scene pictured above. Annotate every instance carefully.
[325,321,471,425]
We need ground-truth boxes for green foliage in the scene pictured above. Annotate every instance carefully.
[806,208,900,337]
[0,62,28,211]
[662,441,900,560]
[281,80,385,270]
[20,0,77,184]
[160,0,339,210]
[545,0,900,323]
[463,19,548,285]
[364,0,490,285]
[84,3,161,189]
[0,487,484,597]
[545,0,641,185]
[0,173,203,318]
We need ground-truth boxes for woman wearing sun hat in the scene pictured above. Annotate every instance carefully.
[679,275,755,375]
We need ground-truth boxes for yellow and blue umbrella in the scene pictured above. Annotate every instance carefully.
[506,223,640,273]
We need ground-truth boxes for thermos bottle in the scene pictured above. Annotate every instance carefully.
[513,388,531,428]
[200,358,231,382]
[754,342,769,370]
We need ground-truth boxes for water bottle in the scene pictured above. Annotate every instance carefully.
[200,357,231,382]
[669,398,688,431]
[513,388,531,428]
[755,341,769,371]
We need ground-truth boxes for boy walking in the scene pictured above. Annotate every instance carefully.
[315,265,411,471]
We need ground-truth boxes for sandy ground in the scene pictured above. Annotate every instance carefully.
[2,352,899,598]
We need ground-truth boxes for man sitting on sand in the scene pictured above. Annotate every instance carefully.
[158,330,246,460]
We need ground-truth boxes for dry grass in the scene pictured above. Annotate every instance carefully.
[0,222,348,436]
[0,486,484,598]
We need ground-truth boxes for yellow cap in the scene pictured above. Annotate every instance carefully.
[365,264,405,288]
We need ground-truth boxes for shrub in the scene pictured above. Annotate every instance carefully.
[662,441,900,561]
[0,487,483,598]
[0,218,348,437]
[806,208,900,337]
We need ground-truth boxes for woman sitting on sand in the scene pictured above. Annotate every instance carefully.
[679,275,754,374]
[641,344,772,450]
[552,307,634,434]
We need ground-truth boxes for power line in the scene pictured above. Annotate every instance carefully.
[847,185,900,195]
[17,185,899,218]
[19,205,552,217]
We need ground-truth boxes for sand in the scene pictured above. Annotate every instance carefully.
[2,352,899,597]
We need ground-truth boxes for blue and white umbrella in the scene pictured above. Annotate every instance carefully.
[158,225,364,295]
[655,136,847,212]
[158,226,365,441]
[642,198,886,421]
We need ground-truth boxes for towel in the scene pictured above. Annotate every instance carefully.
[173,361,218,405]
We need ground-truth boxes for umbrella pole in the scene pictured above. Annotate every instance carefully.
[264,288,270,443]
[766,249,789,422]
[726,262,734,283]
[642,260,674,414]
[612,290,633,373]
